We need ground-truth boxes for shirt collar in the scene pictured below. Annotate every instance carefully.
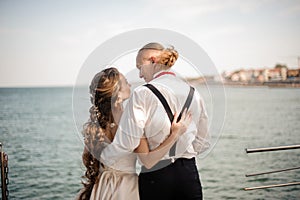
[153,70,176,80]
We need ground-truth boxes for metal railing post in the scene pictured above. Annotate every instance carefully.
[0,142,9,200]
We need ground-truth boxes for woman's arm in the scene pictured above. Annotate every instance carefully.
[134,109,192,169]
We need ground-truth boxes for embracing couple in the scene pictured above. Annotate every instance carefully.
[77,42,210,200]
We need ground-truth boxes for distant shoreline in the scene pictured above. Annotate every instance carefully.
[222,80,300,88]
[187,77,300,88]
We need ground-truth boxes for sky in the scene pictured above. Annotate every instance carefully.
[0,0,300,87]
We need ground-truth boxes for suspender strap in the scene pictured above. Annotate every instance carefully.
[144,84,195,157]
[169,86,194,156]
[177,86,195,122]
[144,84,174,122]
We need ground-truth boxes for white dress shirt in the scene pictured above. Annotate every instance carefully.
[101,71,210,170]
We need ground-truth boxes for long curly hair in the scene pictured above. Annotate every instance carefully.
[78,67,121,200]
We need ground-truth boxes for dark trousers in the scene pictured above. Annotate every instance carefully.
[138,157,203,200]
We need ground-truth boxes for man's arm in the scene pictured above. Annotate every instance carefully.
[192,94,210,154]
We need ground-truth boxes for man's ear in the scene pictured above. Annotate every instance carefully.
[150,56,156,64]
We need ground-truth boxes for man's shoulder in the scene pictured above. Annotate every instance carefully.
[155,77,191,94]
[133,84,150,93]
[132,78,194,97]
[130,84,154,100]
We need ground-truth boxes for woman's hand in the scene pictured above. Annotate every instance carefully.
[134,108,192,169]
[171,108,192,138]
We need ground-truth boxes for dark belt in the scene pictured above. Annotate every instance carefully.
[141,157,195,173]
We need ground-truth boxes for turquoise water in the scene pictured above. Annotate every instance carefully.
[0,87,299,199]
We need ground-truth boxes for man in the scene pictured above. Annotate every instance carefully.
[103,42,210,200]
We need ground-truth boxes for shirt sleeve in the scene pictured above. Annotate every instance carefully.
[101,88,147,167]
[113,88,147,152]
[192,93,210,154]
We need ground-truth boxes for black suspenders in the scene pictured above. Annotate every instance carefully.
[144,84,195,157]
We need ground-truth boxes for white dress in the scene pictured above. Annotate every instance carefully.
[89,137,139,200]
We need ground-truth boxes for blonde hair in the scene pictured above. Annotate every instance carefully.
[139,42,179,69]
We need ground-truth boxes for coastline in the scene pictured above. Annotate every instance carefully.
[223,80,300,88]
[187,78,300,88]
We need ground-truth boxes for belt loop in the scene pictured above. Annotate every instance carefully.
[171,157,175,163]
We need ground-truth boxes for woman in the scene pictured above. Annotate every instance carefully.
[77,67,192,200]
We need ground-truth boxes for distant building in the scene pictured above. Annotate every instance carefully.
[223,67,291,83]
[265,68,281,81]
[287,69,300,78]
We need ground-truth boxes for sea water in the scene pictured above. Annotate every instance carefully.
[0,86,299,199]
